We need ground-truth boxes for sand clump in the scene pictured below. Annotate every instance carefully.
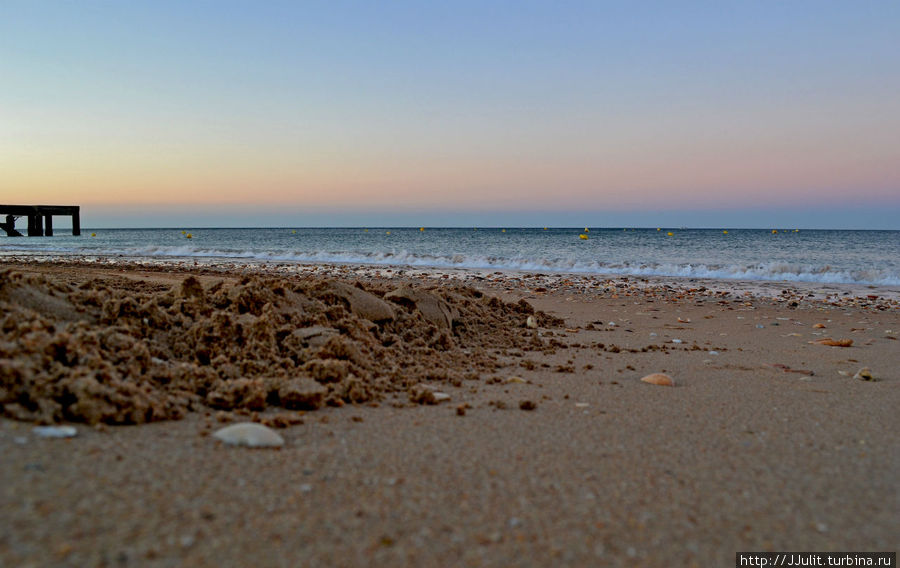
[0,269,562,425]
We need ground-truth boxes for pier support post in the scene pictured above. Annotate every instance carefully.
[72,208,81,236]
[45,214,53,236]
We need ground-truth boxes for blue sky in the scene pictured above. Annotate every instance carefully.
[2,1,899,228]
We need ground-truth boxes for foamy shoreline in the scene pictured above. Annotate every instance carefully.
[7,254,900,304]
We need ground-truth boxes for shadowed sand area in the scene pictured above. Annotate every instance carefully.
[2,260,898,566]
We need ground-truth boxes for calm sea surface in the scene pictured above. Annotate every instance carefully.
[2,228,899,287]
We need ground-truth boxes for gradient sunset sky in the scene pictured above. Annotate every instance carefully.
[2,1,899,228]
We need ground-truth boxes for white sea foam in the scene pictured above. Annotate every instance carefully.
[4,228,899,287]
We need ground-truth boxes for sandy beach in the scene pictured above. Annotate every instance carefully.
[2,260,898,567]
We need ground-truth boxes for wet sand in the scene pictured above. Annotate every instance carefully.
[2,260,899,566]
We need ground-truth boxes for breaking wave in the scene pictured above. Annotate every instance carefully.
[5,243,899,286]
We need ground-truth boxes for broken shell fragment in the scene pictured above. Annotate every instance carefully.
[813,323,826,329]
[640,373,675,387]
[32,426,78,439]
[213,423,284,448]
[853,367,875,381]
[813,338,853,347]
[526,316,538,329]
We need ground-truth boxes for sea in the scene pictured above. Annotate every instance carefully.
[2,227,899,289]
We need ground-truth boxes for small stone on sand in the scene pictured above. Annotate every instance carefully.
[526,315,538,329]
[213,423,284,448]
[640,373,675,387]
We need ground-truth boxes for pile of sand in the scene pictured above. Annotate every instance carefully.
[0,269,561,424]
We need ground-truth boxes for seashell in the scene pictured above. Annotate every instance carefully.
[814,338,853,347]
[409,385,450,404]
[432,392,451,403]
[32,426,77,439]
[213,423,284,448]
[506,377,526,384]
[813,323,826,329]
[640,373,675,387]
[853,367,875,381]
[526,316,538,329]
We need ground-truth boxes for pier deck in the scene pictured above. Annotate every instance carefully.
[0,205,81,237]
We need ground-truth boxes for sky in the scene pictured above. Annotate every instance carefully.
[2,1,899,228]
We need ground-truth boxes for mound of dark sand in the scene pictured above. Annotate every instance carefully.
[0,269,562,425]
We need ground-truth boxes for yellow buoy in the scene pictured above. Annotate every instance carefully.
[181,230,186,234]
[364,228,368,232]
[291,230,296,234]
[186,233,192,239]
[91,232,96,237]
[419,227,425,232]
[723,230,728,234]
[501,229,506,233]
[386,231,391,235]
[666,232,673,236]
[584,227,589,232]
[579,234,588,240]
[543,227,548,230]
[772,229,778,234]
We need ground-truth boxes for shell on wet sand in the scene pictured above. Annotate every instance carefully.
[640,373,675,387]
[853,367,875,381]
[814,338,853,347]
[32,426,78,438]
[213,423,284,448]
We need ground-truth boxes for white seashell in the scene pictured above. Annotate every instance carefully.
[671,339,683,344]
[213,423,284,448]
[32,426,77,439]
[432,392,451,402]
[526,315,538,329]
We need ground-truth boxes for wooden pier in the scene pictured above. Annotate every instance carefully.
[0,205,81,237]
